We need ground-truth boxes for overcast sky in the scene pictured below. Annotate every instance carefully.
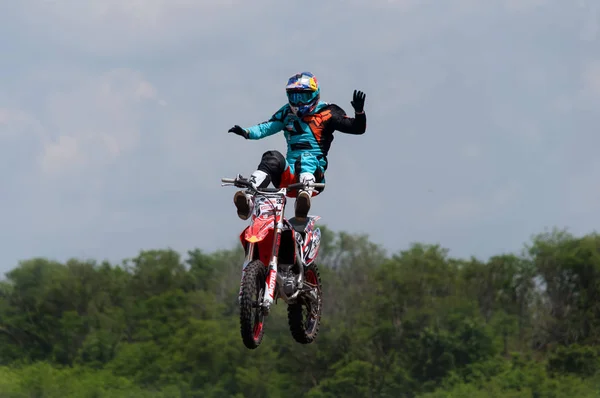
[0,0,598,272]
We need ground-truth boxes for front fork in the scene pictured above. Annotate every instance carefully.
[238,243,255,304]
[237,226,282,314]
[262,226,282,313]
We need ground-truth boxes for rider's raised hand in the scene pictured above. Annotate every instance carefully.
[228,125,249,139]
[351,90,366,113]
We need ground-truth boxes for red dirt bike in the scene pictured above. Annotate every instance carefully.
[221,174,325,349]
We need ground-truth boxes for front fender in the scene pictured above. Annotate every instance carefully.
[242,217,274,243]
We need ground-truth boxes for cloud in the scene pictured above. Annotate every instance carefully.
[566,159,600,214]
[0,108,46,188]
[9,0,270,56]
[1,0,600,270]
[461,144,482,159]
[37,69,163,176]
[503,0,548,12]
[0,108,43,140]
[40,135,84,176]
[578,0,600,41]
[428,182,521,225]
[569,59,600,111]
[582,60,600,96]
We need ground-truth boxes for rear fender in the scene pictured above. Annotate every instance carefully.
[289,215,321,266]
[304,216,321,234]
[303,226,322,266]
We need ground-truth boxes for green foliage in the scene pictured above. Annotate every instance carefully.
[1,227,600,396]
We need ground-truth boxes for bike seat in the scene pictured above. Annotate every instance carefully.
[287,217,308,233]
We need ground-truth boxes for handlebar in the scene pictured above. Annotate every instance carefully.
[221,175,325,193]
[287,181,325,190]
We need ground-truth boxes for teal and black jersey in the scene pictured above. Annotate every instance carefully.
[245,101,366,171]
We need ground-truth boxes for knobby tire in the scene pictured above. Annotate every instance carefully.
[240,259,267,349]
[288,262,323,344]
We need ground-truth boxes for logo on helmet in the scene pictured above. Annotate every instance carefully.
[285,72,320,117]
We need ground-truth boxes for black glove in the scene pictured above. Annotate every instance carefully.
[228,125,248,139]
[351,90,366,113]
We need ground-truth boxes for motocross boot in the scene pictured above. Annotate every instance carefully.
[294,172,315,221]
[233,170,269,220]
[295,190,311,221]
[233,191,252,220]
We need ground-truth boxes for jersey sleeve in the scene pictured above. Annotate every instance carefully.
[245,105,288,140]
[325,104,367,135]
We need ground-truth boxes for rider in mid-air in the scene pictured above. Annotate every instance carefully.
[227,71,367,221]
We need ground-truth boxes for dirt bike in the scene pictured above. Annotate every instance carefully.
[221,174,325,349]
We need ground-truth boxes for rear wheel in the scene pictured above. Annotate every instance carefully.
[240,260,267,349]
[288,262,323,344]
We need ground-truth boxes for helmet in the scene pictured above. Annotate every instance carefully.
[285,72,320,117]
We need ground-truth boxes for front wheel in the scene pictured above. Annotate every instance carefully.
[240,259,267,349]
[288,262,323,344]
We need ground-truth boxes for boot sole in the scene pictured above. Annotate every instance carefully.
[234,193,250,220]
[295,193,310,220]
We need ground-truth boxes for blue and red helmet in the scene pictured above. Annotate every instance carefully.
[285,72,320,117]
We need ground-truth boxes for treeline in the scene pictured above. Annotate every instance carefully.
[0,226,600,397]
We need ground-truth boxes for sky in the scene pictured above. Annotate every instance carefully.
[0,0,599,272]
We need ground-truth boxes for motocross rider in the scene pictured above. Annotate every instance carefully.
[227,71,367,221]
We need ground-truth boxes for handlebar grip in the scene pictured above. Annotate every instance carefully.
[287,182,326,190]
[221,178,236,183]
